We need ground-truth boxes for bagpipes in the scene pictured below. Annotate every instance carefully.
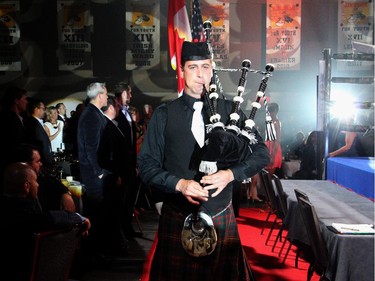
[181,20,274,258]
[198,60,275,175]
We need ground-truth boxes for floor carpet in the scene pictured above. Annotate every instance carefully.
[238,205,320,281]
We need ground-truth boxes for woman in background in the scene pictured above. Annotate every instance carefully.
[44,106,64,152]
[264,102,282,177]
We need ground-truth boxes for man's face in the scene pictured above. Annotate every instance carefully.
[99,87,109,108]
[35,103,46,119]
[16,94,28,113]
[26,169,39,199]
[58,104,66,115]
[182,59,212,98]
[120,87,132,106]
[29,150,43,174]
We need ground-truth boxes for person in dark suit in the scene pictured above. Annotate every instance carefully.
[98,96,130,254]
[0,162,90,281]
[24,98,53,166]
[77,82,108,255]
[0,86,29,192]
[113,82,140,238]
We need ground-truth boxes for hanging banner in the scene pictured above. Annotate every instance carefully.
[56,0,92,71]
[338,0,373,71]
[200,0,230,68]
[266,0,301,71]
[0,1,21,71]
[126,0,160,70]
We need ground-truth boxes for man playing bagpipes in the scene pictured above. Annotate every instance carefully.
[138,41,270,281]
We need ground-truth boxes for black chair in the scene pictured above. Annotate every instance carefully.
[30,227,82,281]
[258,169,284,245]
[298,197,330,281]
[294,188,310,202]
[279,188,312,266]
[271,177,303,268]
[271,174,288,252]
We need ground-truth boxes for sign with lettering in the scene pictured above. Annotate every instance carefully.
[0,1,21,71]
[200,0,230,68]
[338,0,373,71]
[126,0,160,70]
[266,0,301,71]
[57,0,92,71]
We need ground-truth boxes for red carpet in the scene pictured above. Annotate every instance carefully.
[141,206,321,281]
[237,206,320,281]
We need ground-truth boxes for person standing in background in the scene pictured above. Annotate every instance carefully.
[77,82,108,256]
[0,86,29,191]
[114,82,140,238]
[56,102,68,144]
[24,98,53,167]
[43,106,64,152]
[56,102,68,123]
[140,103,153,133]
[128,106,144,155]
[264,102,282,178]
[98,96,130,255]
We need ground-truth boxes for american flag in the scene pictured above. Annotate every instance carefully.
[168,0,192,95]
[191,0,205,42]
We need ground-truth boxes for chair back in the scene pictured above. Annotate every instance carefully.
[272,174,288,218]
[297,197,329,268]
[259,169,278,212]
[30,227,81,281]
[294,188,310,203]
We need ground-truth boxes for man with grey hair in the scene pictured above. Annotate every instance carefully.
[77,82,108,256]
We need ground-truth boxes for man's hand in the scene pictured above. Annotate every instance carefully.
[176,179,209,205]
[200,169,234,197]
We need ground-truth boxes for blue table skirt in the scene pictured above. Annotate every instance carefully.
[327,157,375,199]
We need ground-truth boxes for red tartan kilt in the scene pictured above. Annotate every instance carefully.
[149,202,256,281]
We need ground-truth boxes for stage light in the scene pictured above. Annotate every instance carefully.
[329,94,357,121]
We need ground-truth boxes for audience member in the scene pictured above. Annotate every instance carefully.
[44,106,64,152]
[114,82,140,238]
[328,115,363,158]
[24,98,53,166]
[0,86,29,189]
[0,162,90,281]
[56,102,69,143]
[290,130,305,159]
[65,102,84,158]
[138,41,269,280]
[293,131,319,180]
[128,106,144,155]
[77,82,108,255]
[13,144,76,212]
[139,103,153,133]
[97,96,130,254]
[56,102,68,123]
[264,102,282,177]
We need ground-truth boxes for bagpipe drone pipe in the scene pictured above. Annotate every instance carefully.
[198,61,275,175]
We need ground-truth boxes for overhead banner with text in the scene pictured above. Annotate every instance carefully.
[56,0,92,71]
[126,0,160,70]
[266,0,301,71]
[338,0,373,71]
[0,1,21,71]
[200,0,230,68]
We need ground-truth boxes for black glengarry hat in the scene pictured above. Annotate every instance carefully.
[181,41,211,64]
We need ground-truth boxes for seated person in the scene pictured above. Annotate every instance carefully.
[13,144,76,212]
[293,131,318,180]
[0,162,90,281]
[290,131,305,159]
